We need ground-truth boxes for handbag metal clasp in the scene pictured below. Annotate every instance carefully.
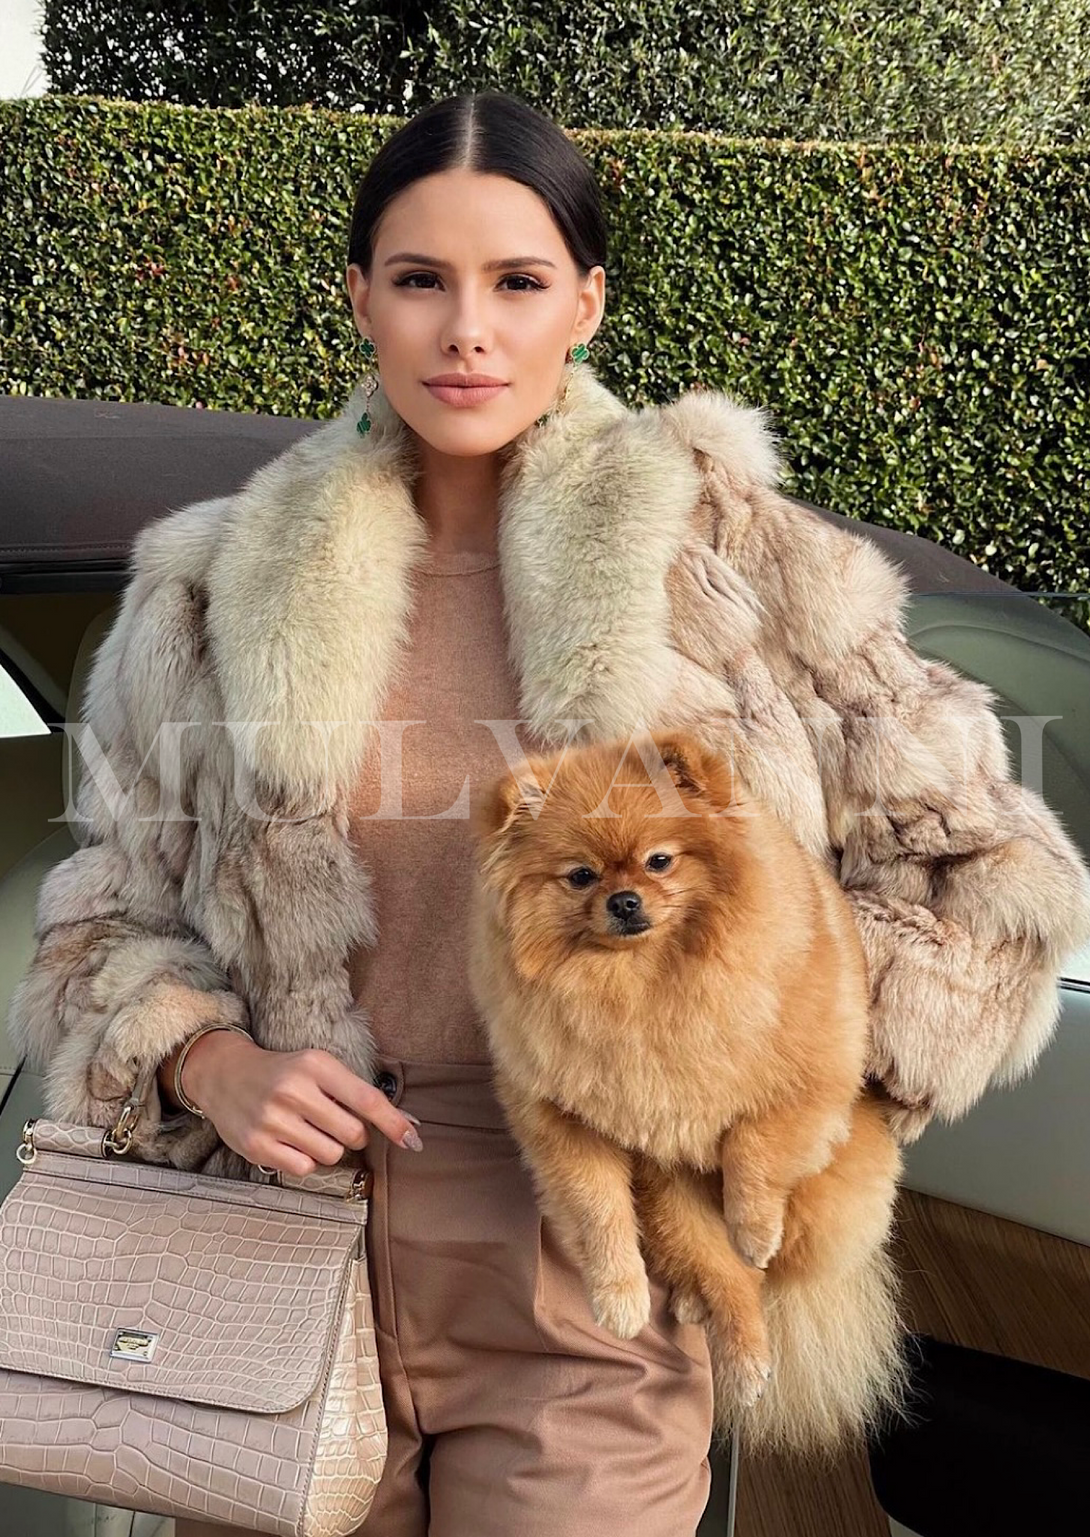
[110,1328,159,1361]
[347,1167,373,1203]
[102,1096,143,1157]
[16,1117,38,1166]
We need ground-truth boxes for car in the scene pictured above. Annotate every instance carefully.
[2,391,1088,1537]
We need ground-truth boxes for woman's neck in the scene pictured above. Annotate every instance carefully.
[413,438,502,556]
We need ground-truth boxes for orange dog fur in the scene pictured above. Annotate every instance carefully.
[468,729,908,1457]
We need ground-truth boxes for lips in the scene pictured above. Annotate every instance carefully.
[425,374,508,388]
[425,380,509,407]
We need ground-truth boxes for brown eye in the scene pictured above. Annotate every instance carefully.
[646,853,672,872]
[567,867,598,889]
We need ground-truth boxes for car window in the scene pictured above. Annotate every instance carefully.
[1064,943,1090,986]
[0,661,51,738]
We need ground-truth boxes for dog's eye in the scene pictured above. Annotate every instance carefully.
[646,852,673,872]
[567,867,598,889]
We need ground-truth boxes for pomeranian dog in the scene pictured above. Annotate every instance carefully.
[467,729,908,1457]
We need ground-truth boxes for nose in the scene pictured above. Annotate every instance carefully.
[606,890,643,918]
[442,309,489,358]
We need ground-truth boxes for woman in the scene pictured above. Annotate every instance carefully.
[9,91,1090,1536]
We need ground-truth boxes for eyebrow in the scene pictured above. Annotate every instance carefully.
[383,252,558,272]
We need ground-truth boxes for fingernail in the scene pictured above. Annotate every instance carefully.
[401,1128,424,1152]
[403,1112,422,1126]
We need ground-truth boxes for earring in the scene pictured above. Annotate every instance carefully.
[535,341,590,429]
[356,336,379,435]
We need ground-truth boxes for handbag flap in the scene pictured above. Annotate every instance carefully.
[0,1163,361,1414]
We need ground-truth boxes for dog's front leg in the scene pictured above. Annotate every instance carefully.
[720,1100,852,1269]
[496,1081,649,1339]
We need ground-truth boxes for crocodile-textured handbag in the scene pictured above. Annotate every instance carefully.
[0,1065,387,1537]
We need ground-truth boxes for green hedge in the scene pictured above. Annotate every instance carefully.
[2,96,1087,596]
[42,0,1090,145]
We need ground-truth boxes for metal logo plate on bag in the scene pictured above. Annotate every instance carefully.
[110,1328,159,1361]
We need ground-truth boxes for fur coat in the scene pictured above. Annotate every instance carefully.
[9,363,1090,1177]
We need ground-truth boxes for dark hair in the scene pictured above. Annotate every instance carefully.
[346,92,607,280]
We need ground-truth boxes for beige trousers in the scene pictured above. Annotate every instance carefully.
[177,1057,714,1537]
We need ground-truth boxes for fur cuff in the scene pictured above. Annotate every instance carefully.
[42,976,249,1170]
[848,890,1064,1143]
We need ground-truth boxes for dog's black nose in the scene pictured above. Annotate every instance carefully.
[606,890,643,917]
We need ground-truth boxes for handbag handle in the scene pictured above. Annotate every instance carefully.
[19,1060,373,1203]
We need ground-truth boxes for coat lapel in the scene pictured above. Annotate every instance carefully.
[205,362,715,796]
[497,365,704,748]
[204,379,429,799]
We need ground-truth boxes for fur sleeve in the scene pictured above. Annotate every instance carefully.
[6,513,250,1170]
[715,479,1090,1141]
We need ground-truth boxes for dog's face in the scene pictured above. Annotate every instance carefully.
[470,730,751,973]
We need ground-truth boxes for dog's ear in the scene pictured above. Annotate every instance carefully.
[641,730,746,813]
[470,761,548,843]
[643,731,709,797]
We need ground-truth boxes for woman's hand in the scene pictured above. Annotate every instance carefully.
[179,1030,423,1174]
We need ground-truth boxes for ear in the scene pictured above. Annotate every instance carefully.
[642,729,749,814]
[644,731,710,797]
[470,761,548,843]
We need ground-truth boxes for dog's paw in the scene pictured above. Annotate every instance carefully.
[709,1320,774,1408]
[670,1284,710,1326]
[590,1269,652,1340]
[724,1211,785,1271]
[706,1297,773,1408]
[720,1348,774,1409]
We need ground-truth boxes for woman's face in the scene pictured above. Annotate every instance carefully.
[345,167,605,457]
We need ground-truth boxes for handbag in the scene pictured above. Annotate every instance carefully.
[0,1062,388,1537]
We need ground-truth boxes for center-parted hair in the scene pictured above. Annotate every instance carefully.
[346,91,608,280]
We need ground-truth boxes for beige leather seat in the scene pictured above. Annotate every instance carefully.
[0,603,117,1183]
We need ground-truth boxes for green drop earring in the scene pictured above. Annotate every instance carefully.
[356,336,379,435]
[534,341,590,429]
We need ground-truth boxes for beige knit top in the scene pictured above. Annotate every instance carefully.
[345,545,547,1064]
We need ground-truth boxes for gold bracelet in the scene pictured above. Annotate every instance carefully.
[171,1021,252,1119]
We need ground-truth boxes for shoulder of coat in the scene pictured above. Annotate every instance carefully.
[654,385,787,492]
[127,412,354,590]
[129,494,235,589]
[650,387,913,651]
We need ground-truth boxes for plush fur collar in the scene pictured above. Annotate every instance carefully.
[197,363,785,795]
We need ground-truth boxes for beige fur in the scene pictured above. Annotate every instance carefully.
[6,363,1089,1174]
